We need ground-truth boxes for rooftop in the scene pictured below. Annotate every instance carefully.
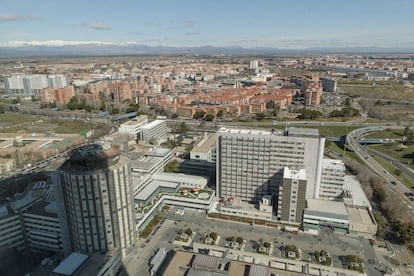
[288,127,319,137]
[347,206,376,225]
[283,167,306,180]
[134,180,179,201]
[52,252,89,276]
[306,199,348,216]
[322,158,345,171]
[218,127,274,136]
[141,119,165,129]
[192,133,217,154]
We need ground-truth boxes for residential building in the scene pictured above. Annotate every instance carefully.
[5,74,68,97]
[58,143,136,257]
[321,77,337,92]
[319,159,346,200]
[216,127,325,203]
[277,168,307,223]
[40,86,75,104]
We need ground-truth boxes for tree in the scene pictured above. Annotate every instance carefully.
[66,96,79,110]
[404,126,411,136]
[210,232,218,241]
[204,114,215,121]
[0,105,4,114]
[179,122,188,133]
[216,110,225,118]
[185,228,193,236]
[266,101,275,109]
[193,110,206,120]
[255,112,266,120]
[394,169,402,177]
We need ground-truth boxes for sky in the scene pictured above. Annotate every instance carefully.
[0,0,413,49]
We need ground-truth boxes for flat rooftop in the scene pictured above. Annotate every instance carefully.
[343,175,372,209]
[141,119,165,129]
[322,158,345,171]
[134,180,179,201]
[52,252,89,275]
[283,167,306,180]
[306,199,348,216]
[288,127,319,137]
[192,133,217,154]
[347,206,376,225]
[218,127,274,136]
[152,172,208,186]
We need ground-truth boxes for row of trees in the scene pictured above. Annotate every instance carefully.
[295,108,323,120]
[329,107,360,118]
[346,159,414,244]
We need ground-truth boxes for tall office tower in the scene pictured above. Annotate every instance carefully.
[58,143,135,257]
[216,127,325,203]
[277,167,307,223]
[319,159,346,200]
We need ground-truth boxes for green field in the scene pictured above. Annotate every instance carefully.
[369,143,414,169]
[338,80,414,101]
[0,113,37,124]
[364,129,404,139]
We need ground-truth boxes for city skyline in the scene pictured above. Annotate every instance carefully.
[1,0,414,50]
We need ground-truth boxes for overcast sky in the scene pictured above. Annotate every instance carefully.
[1,0,413,49]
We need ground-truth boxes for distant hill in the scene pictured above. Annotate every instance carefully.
[0,43,413,57]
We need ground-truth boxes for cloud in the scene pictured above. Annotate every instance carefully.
[183,20,195,28]
[184,32,200,36]
[0,14,21,22]
[28,15,44,21]
[82,22,111,30]
[1,40,119,47]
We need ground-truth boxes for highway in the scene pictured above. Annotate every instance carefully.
[345,127,414,213]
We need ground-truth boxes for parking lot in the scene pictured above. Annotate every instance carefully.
[122,207,398,275]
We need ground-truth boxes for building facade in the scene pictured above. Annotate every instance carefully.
[216,127,325,203]
[58,143,135,257]
[5,74,68,97]
[140,119,169,143]
[277,168,307,223]
[319,159,346,200]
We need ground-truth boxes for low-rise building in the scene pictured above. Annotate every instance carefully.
[140,119,169,143]
[303,199,349,235]
[0,158,15,174]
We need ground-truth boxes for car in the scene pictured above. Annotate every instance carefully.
[390,181,397,185]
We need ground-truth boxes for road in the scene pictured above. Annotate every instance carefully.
[345,127,414,215]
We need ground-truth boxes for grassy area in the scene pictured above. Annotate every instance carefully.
[54,120,93,133]
[304,125,362,137]
[369,143,414,169]
[0,113,37,124]
[364,129,404,139]
[139,215,162,238]
[338,80,414,101]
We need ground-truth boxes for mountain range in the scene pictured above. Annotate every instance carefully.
[1,42,413,57]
